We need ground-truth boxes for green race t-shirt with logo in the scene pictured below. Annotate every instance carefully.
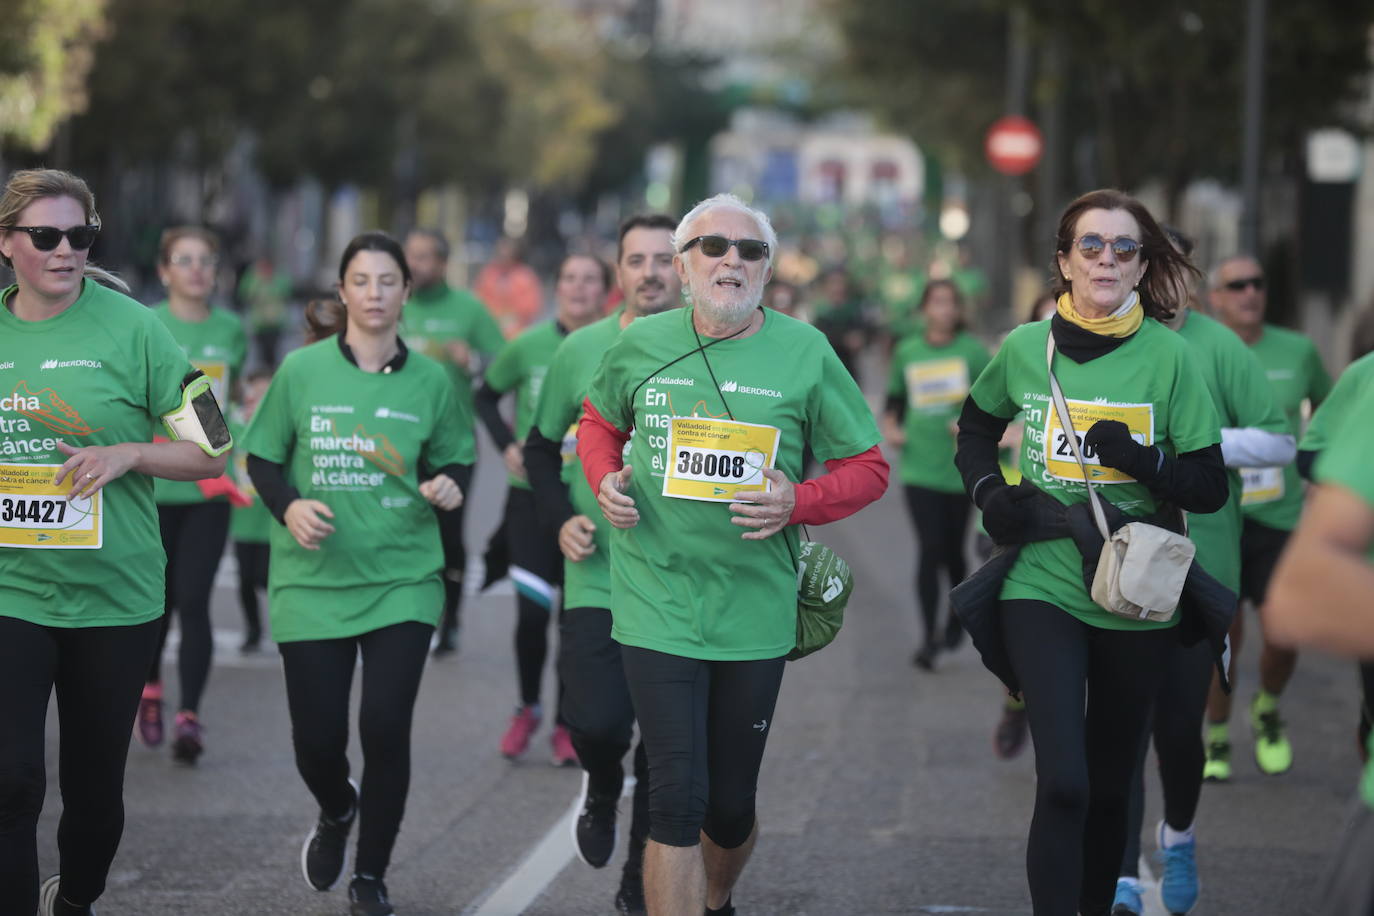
[0,280,193,627]
[888,330,990,492]
[485,320,566,489]
[244,339,475,642]
[1300,351,1374,455]
[1177,311,1288,592]
[402,283,505,413]
[586,307,881,660]
[1239,324,1331,530]
[227,412,271,543]
[150,302,248,505]
[532,312,625,610]
[970,319,1221,629]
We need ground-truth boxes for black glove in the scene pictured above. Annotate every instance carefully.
[1084,420,1159,481]
[980,481,1041,546]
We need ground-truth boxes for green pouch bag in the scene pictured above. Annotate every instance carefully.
[787,541,853,660]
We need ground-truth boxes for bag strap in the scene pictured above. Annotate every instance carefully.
[1044,331,1112,541]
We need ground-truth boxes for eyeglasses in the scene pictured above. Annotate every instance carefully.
[3,225,100,252]
[1073,233,1141,263]
[1222,276,1265,292]
[679,235,770,262]
[169,255,219,269]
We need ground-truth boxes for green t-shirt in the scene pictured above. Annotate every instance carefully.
[484,320,566,489]
[970,319,1221,629]
[587,307,881,660]
[887,330,990,492]
[1312,385,1374,808]
[1176,311,1288,593]
[243,338,475,642]
[1239,324,1332,530]
[402,283,505,413]
[0,280,192,627]
[227,412,272,543]
[1300,351,1374,454]
[532,312,626,610]
[150,302,248,505]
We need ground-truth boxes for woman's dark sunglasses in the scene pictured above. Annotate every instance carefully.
[679,235,770,261]
[4,225,100,252]
[1074,233,1141,263]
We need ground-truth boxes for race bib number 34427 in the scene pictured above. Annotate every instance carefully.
[0,463,102,548]
[1043,400,1155,485]
[663,416,780,502]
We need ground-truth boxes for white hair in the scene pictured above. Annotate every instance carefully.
[672,193,779,266]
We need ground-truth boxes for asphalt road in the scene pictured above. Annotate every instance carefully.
[36,392,1360,916]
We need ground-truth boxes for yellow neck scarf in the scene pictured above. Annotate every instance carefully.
[1056,291,1143,338]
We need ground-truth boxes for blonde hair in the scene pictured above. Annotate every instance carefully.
[0,168,128,293]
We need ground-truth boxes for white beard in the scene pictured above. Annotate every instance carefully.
[688,272,763,326]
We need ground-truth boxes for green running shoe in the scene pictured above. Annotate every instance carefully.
[1202,739,1231,782]
[1251,700,1293,775]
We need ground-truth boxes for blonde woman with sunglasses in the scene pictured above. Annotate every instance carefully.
[0,169,227,916]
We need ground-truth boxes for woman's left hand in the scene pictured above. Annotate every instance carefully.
[420,473,463,511]
[53,440,141,500]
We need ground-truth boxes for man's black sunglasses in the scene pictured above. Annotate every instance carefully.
[1223,276,1265,292]
[3,225,101,252]
[679,235,769,261]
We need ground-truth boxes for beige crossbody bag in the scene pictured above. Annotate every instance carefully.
[1045,333,1194,623]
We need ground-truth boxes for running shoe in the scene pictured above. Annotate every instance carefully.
[499,705,541,759]
[348,874,394,916]
[551,724,579,768]
[705,897,735,915]
[1110,877,1142,915]
[572,772,619,868]
[994,703,1029,760]
[1250,698,1293,775]
[137,683,164,748]
[432,624,459,658]
[1156,821,1200,914]
[1202,739,1231,782]
[170,711,204,765]
[912,644,937,671]
[302,780,358,891]
[239,629,262,653]
[38,875,95,915]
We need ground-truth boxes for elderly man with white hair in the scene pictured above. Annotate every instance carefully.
[576,194,889,915]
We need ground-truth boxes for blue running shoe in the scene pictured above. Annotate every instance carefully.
[1111,877,1143,915]
[1157,821,1200,914]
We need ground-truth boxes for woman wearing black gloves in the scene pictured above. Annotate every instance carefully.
[953,189,1227,916]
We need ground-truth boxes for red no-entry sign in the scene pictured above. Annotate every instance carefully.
[985,116,1043,176]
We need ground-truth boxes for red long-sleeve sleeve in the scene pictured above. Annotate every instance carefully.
[577,397,631,496]
[787,444,889,526]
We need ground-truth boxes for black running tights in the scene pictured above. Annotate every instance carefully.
[234,540,269,637]
[505,487,564,719]
[278,621,433,878]
[1000,599,1173,916]
[903,485,971,646]
[149,501,232,712]
[0,615,161,912]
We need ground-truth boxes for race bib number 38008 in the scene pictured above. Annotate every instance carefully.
[1043,400,1155,485]
[663,416,780,502]
[0,463,102,548]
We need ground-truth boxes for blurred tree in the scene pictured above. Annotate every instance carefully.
[0,0,108,153]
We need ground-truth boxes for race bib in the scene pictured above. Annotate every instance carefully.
[0,463,102,548]
[1240,466,1285,506]
[1044,400,1155,485]
[905,358,969,410]
[560,421,579,467]
[193,359,229,406]
[663,416,779,502]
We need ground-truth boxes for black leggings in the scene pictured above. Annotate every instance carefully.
[1121,639,1214,876]
[504,488,564,717]
[560,607,650,843]
[149,501,232,712]
[903,485,971,646]
[1001,599,1173,916]
[0,615,161,912]
[234,540,269,637]
[436,498,468,635]
[621,645,785,849]
[278,621,433,879]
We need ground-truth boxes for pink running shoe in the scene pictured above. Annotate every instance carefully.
[500,705,541,759]
[137,683,164,748]
[171,710,204,765]
[551,724,579,768]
